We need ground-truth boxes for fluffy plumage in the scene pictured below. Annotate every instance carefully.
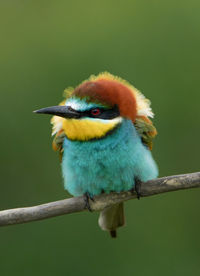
[62,119,158,196]
[48,72,158,237]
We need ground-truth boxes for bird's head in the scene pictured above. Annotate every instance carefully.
[35,72,154,141]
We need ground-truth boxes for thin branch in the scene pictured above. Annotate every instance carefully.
[0,172,200,227]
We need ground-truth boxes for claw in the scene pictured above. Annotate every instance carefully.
[135,178,142,200]
[84,192,94,212]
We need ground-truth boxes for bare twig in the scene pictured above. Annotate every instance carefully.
[0,172,200,227]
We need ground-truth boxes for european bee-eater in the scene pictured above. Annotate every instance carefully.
[35,72,158,237]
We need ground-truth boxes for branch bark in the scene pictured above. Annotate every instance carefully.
[0,172,200,227]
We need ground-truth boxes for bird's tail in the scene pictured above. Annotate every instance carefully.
[98,202,125,238]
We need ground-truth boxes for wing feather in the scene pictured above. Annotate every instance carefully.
[52,130,65,161]
[134,116,157,150]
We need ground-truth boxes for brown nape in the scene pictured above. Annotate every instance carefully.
[110,230,117,238]
[73,79,137,123]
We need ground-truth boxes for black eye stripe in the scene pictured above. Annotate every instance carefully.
[84,106,119,119]
[76,106,119,119]
[67,105,120,120]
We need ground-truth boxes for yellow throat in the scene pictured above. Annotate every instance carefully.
[62,117,122,141]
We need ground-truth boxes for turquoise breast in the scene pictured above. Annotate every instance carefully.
[62,119,158,196]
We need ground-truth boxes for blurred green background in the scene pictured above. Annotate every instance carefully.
[0,1,200,275]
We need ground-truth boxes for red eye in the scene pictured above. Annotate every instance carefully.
[91,108,101,116]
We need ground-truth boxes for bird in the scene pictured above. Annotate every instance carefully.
[35,72,158,238]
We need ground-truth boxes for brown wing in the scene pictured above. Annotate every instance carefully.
[134,116,157,150]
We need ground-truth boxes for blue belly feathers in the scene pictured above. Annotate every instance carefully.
[62,119,158,196]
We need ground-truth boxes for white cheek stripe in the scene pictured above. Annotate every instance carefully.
[84,116,123,124]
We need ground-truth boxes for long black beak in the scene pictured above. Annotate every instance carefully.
[34,105,81,119]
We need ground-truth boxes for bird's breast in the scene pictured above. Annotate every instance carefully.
[61,119,141,196]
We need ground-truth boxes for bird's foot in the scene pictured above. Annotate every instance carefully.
[84,192,94,212]
[130,178,142,200]
[135,178,142,200]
